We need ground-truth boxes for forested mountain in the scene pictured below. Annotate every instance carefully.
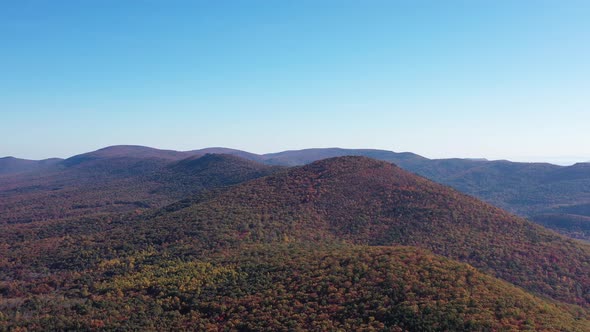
[262,148,427,167]
[0,156,62,175]
[3,244,588,331]
[2,156,590,330]
[256,148,590,241]
[62,145,193,165]
[188,147,265,162]
[412,161,590,241]
[0,151,280,225]
[62,145,264,166]
[136,157,590,307]
[3,145,590,240]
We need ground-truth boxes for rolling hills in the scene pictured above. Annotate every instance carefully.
[2,155,590,330]
[0,149,281,225]
[4,145,589,240]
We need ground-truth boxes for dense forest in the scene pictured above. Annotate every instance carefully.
[2,244,589,331]
[0,152,280,224]
[1,151,590,330]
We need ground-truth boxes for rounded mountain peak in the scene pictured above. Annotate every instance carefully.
[171,153,269,173]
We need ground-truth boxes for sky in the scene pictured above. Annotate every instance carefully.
[1,1,589,164]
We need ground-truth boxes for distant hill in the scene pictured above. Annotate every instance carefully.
[262,147,427,166]
[0,156,62,175]
[534,213,590,240]
[62,145,265,165]
[67,145,192,161]
[156,153,282,196]
[61,145,195,169]
[189,147,265,162]
[411,159,590,241]
[0,152,280,225]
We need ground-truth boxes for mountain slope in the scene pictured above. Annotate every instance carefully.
[154,153,282,196]
[138,156,590,307]
[4,244,588,331]
[421,160,590,241]
[257,147,590,241]
[0,153,280,225]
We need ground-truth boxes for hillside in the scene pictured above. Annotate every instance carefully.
[153,153,282,196]
[258,148,590,241]
[0,153,279,225]
[417,160,590,241]
[134,157,590,308]
[2,244,588,331]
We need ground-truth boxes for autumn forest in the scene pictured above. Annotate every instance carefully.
[0,146,589,331]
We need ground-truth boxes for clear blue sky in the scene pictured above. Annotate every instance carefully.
[1,1,589,163]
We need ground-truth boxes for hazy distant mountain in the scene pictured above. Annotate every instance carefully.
[0,156,62,175]
[61,145,265,168]
[61,145,195,167]
[0,152,280,224]
[409,159,590,241]
[156,153,282,196]
[262,147,427,166]
[189,147,265,162]
[534,213,590,240]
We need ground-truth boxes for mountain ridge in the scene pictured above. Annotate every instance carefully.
[4,145,587,167]
[0,152,281,225]
[0,156,63,175]
[3,145,590,240]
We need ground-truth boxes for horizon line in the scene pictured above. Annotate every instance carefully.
[2,144,589,167]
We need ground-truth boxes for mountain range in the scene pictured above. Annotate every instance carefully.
[3,145,589,241]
